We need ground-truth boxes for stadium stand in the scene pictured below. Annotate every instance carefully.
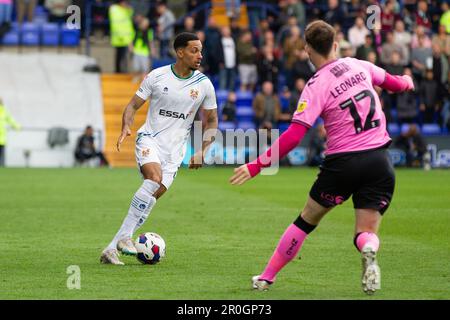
[1,0,449,169]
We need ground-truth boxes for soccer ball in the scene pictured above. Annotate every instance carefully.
[135,232,166,265]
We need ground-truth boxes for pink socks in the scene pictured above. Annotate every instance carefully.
[355,232,380,252]
[259,224,308,283]
[258,227,380,283]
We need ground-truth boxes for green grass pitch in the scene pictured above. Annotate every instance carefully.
[0,167,449,299]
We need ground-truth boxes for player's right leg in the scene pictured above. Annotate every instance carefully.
[354,209,382,295]
[252,197,331,291]
[101,138,166,264]
[352,147,395,295]
[101,163,164,264]
[253,154,354,290]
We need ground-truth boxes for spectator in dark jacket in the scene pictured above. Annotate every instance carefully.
[288,77,305,115]
[419,69,440,123]
[204,17,224,77]
[257,45,280,89]
[307,123,327,167]
[221,92,237,122]
[383,52,405,120]
[397,68,419,124]
[323,0,345,27]
[75,126,109,167]
[356,35,376,61]
[292,49,314,87]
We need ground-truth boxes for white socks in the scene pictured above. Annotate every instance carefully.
[107,179,160,250]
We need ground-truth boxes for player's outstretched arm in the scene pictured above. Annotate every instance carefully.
[230,122,308,185]
[359,59,414,92]
[379,73,415,92]
[117,94,147,152]
[189,108,218,169]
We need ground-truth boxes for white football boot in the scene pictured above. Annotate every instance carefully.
[100,248,125,265]
[252,275,272,291]
[361,245,381,295]
[117,238,137,256]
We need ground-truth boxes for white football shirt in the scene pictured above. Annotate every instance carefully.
[135,64,217,161]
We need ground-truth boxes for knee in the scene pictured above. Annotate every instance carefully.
[144,173,162,185]
[141,164,163,185]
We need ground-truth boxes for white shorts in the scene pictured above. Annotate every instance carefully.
[135,134,182,190]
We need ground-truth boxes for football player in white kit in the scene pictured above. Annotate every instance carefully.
[101,33,218,265]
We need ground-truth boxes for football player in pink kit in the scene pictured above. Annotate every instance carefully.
[230,20,415,295]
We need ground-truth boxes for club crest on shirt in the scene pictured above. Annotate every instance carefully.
[190,88,199,100]
[141,148,150,157]
[296,99,308,113]
[162,87,169,94]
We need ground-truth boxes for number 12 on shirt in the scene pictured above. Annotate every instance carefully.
[339,90,380,134]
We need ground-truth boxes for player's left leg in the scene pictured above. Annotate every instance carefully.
[131,166,177,235]
[253,196,332,291]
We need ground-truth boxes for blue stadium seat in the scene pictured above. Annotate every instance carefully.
[237,121,256,130]
[2,23,20,45]
[218,121,236,131]
[278,122,290,133]
[21,22,40,46]
[236,106,254,122]
[236,91,253,106]
[61,26,80,46]
[216,89,228,100]
[388,123,400,135]
[278,74,286,90]
[390,109,398,122]
[280,96,290,113]
[152,58,175,69]
[210,75,219,88]
[422,124,441,135]
[41,23,60,46]
[400,123,412,134]
[216,89,228,106]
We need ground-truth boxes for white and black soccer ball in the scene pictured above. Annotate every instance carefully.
[135,232,166,265]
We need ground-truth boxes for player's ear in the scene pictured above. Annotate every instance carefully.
[333,41,338,53]
[176,47,183,59]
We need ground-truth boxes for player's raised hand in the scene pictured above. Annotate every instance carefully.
[117,127,131,152]
[402,75,415,91]
[188,151,203,169]
[230,164,252,186]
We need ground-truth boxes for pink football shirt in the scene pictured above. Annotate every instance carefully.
[292,57,391,155]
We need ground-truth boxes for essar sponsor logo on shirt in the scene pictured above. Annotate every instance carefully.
[159,109,190,120]
[296,99,308,113]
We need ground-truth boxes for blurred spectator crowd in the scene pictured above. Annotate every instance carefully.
[1,0,450,136]
[87,0,450,136]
